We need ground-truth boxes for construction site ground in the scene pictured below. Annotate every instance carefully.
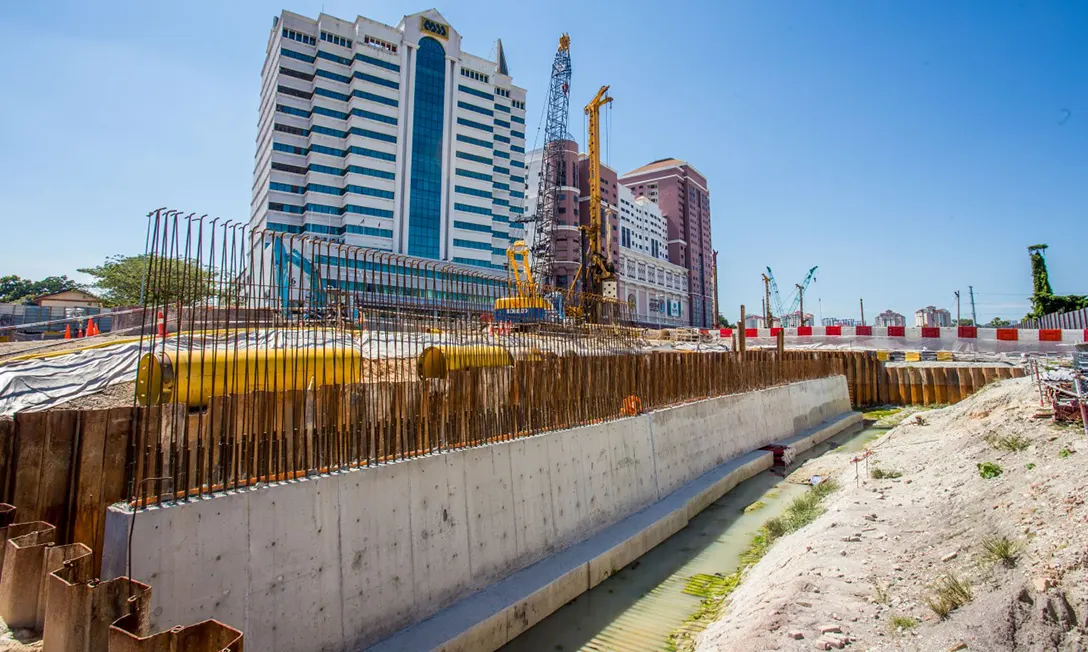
[694,377,1088,651]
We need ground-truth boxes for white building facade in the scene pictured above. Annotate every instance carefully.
[615,185,689,327]
[251,9,527,271]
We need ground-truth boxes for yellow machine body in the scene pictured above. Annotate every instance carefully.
[137,347,366,407]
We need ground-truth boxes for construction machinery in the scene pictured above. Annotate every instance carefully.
[578,85,617,315]
[763,265,818,327]
[494,240,561,324]
[526,34,573,285]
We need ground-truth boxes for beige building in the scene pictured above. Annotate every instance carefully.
[33,290,102,309]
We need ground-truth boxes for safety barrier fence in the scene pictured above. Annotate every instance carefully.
[717,324,1088,343]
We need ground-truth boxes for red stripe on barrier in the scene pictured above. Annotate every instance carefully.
[887,326,905,337]
[958,326,977,339]
[855,325,872,336]
[770,327,783,337]
[1085,329,1088,343]
[921,327,940,338]
[825,326,841,336]
[1039,329,1061,342]
[746,328,758,338]
[699,329,710,336]
[719,328,733,337]
[797,326,813,336]
[996,328,1018,341]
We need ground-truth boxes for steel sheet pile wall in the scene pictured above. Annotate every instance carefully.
[812,351,1026,407]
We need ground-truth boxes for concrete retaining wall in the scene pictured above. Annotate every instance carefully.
[102,375,851,652]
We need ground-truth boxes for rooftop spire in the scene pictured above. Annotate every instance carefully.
[496,38,509,75]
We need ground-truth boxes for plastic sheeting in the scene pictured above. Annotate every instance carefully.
[0,328,645,416]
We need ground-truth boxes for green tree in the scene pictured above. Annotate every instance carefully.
[0,274,82,303]
[717,315,736,329]
[1025,245,1088,320]
[955,318,974,327]
[985,317,1011,328]
[78,255,217,307]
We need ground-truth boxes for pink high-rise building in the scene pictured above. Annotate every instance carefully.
[620,159,714,327]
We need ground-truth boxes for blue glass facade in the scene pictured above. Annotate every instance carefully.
[407,37,446,259]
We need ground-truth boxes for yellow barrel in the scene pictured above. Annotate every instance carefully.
[417,345,514,379]
[137,347,366,408]
[936,351,954,362]
[905,351,921,362]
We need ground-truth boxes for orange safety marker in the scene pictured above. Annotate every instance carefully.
[64,324,72,339]
[77,327,84,338]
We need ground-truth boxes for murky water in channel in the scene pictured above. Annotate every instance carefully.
[500,425,884,652]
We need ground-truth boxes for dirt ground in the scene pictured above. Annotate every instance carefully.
[696,377,1088,651]
[0,332,135,360]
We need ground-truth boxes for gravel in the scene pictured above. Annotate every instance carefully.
[695,377,1088,651]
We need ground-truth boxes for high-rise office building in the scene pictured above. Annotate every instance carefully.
[620,159,714,327]
[251,9,527,271]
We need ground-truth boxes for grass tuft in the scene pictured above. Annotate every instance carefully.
[984,432,1031,452]
[981,535,1020,567]
[871,467,903,479]
[889,614,917,632]
[1059,447,1074,459]
[925,574,973,619]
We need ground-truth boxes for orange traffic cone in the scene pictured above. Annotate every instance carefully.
[87,319,96,336]
[64,324,72,339]
[91,319,99,336]
[78,327,85,338]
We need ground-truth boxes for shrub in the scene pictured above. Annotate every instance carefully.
[977,461,1003,479]
[981,535,1020,567]
[871,467,903,479]
[984,432,1031,452]
[889,614,917,631]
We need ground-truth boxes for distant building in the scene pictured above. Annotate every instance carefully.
[250,9,527,270]
[620,159,714,328]
[914,306,952,327]
[744,314,764,329]
[822,317,859,327]
[780,311,814,328]
[32,290,102,309]
[874,310,906,327]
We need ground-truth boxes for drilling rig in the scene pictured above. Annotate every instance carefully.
[525,34,573,286]
[580,85,617,316]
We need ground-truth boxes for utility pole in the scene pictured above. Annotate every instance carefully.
[954,290,961,325]
[969,286,977,326]
[738,304,747,356]
[761,274,773,327]
[796,283,805,327]
[860,297,865,326]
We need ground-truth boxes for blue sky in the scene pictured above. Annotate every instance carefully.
[1,1,1084,322]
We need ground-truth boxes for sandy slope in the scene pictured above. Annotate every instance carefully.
[696,377,1088,651]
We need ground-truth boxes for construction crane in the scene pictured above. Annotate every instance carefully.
[579,85,617,317]
[786,266,818,325]
[764,265,818,326]
[526,34,573,285]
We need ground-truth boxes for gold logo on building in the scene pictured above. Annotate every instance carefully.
[421,17,449,39]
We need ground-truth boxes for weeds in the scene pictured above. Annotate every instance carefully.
[981,535,1020,567]
[925,574,973,619]
[977,461,1003,479]
[1026,463,1036,470]
[1059,448,1074,459]
[871,467,903,479]
[889,614,918,632]
[984,432,1031,452]
[872,581,889,605]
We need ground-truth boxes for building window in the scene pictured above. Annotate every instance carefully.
[320,31,352,49]
[282,28,316,46]
[407,37,446,260]
[364,35,397,54]
[460,67,489,84]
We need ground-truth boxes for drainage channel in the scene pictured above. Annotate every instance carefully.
[501,424,884,652]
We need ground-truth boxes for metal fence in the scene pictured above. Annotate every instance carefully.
[123,209,844,505]
[1017,307,1088,330]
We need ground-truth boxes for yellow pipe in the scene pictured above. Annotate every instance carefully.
[137,347,366,407]
[417,345,513,379]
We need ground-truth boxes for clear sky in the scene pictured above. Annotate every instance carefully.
[1,1,1084,323]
